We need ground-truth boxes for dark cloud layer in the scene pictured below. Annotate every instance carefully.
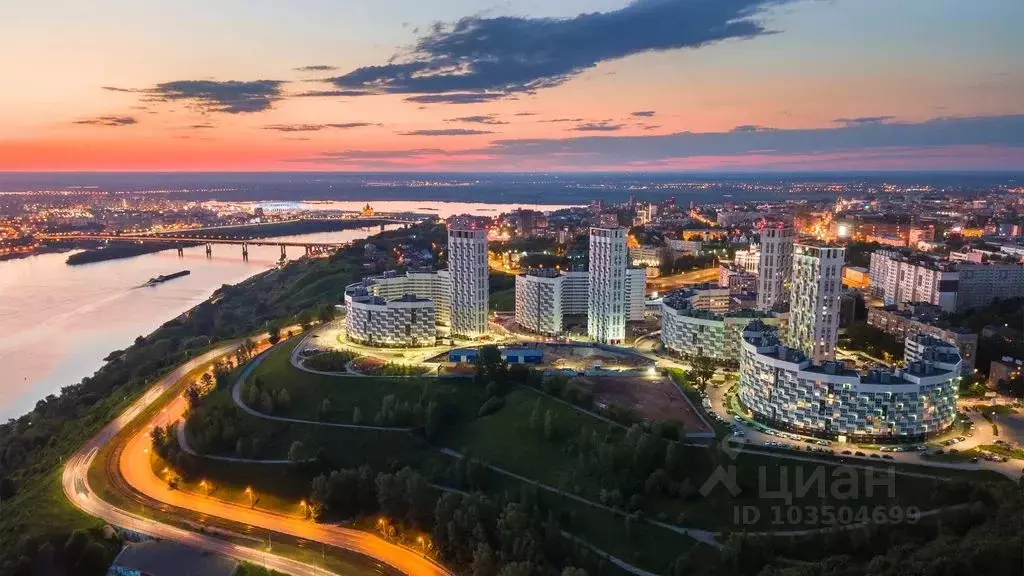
[73,115,137,127]
[631,110,657,117]
[151,80,286,113]
[446,115,509,125]
[294,65,338,72]
[263,122,379,132]
[302,114,1024,167]
[105,80,288,113]
[572,122,625,132]
[295,89,373,98]
[834,116,896,126]
[399,128,494,136]
[731,124,776,132]
[327,0,790,101]
[404,93,507,104]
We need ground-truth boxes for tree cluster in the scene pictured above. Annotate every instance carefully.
[7,529,114,576]
[241,377,291,415]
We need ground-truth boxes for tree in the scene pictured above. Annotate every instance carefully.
[529,399,541,432]
[64,530,91,563]
[298,309,314,331]
[497,561,534,576]
[201,372,214,389]
[318,304,337,323]
[472,543,497,576]
[317,398,332,421]
[276,388,291,411]
[260,390,275,414]
[475,345,509,386]
[184,383,202,410]
[268,322,282,345]
[75,542,111,576]
[543,409,555,441]
[288,441,306,464]
[150,426,167,452]
[689,354,716,392]
[245,381,260,407]
[562,568,589,576]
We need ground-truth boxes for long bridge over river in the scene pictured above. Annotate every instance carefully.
[41,214,427,259]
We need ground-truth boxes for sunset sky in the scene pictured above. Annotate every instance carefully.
[2,0,1022,171]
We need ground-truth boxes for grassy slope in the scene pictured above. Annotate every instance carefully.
[248,340,478,425]
[489,288,515,312]
[182,342,1018,574]
[448,388,620,487]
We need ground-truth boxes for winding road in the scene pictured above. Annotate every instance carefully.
[63,338,452,576]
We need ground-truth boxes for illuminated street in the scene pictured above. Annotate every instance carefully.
[646,267,719,295]
[63,338,452,576]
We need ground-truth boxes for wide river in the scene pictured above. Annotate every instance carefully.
[0,200,575,420]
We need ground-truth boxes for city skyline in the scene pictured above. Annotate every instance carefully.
[2,0,1022,172]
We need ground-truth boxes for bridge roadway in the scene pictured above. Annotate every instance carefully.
[39,214,428,249]
[39,234,349,248]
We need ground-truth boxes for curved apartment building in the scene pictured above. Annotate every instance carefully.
[738,327,960,442]
[344,290,437,348]
[659,285,776,364]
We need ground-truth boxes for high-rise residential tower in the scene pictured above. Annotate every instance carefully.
[756,224,795,311]
[448,226,489,338]
[588,227,627,344]
[787,243,845,362]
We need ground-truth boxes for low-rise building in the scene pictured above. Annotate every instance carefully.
[629,245,667,267]
[665,237,704,254]
[733,245,760,275]
[717,210,765,226]
[866,302,977,373]
[957,262,1024,311]
[843,266,869,289]
[719,263,757,294]
[988,357,1022,389]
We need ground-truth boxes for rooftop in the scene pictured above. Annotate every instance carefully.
[521,267,561,279]
[111,540,236,576]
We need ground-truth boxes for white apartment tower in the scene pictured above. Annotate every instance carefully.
[588,227,627,344]
[756,224,795,311]
[787,243,845,362]
[448,226,489,338]
[515,269,564,336]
